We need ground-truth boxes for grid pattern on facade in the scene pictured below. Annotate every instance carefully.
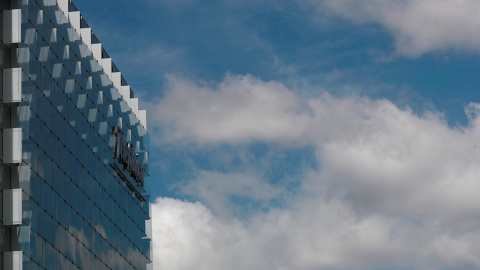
[1,0,152,269]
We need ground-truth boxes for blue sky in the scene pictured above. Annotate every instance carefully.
[76,0,480,269]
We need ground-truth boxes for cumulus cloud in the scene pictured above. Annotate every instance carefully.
[152,196,480,270]
[316,0,480,57]
[149,75,480,269]
[147,74,311,144]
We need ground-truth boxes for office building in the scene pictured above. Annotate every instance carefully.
[1,0,152,269]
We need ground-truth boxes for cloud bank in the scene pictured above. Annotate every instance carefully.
[149,75,480,269]
[317,0,480,57]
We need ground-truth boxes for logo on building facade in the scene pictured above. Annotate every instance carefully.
[111,126,144,187]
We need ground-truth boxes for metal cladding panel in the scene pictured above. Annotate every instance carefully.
[3,251,23,270]
[3,128,22,164]
[3,189,23,226]
[2,9,21,44]
[3,68,22,103]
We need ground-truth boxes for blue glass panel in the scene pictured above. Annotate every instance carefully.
[43,240,58,270]
[42,184,56,216]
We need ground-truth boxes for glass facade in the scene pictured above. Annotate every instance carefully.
[1,0,152,269]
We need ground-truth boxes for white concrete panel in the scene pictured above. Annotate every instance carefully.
[149,201,152,217]
[68,11,81,33]
[3,9,21,44]
[3,128,22,164]
[139,110,147,129]
[145,218,152,239]
[101,58,112,76]
[3,251,22,270]
[3,68,22,103]
[91,43,102,62]
[80,28,92,46]
[120,86,131,103]
[3,189,23,226]
[111,72,122,90]
[57,0,69,17]
[130,98,139,116]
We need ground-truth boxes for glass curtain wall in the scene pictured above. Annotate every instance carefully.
[1,1,151,269]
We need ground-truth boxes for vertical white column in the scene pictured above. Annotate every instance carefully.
[2,9,21,44]
[3,68,22,103]
[3,251,23,270]
[3,128,22,164]
[3,189,23,226]
[145,218,152,240]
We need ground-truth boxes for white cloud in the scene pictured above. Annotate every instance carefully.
[316,0,480,57]
[149,75,480,269]
[146,74,311,144]
[151,198,259,270]
[152,197,480,270]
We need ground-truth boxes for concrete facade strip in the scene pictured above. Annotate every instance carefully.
[80,27,92,47]
[68,11,81,33]
[3,251,23,270]
[3,128,22,164]
[3,189,23,226]
[101,58,112,76]
[112,72,122,90]
[91,43,102,62]
[3,68,22,103]
[130,98,139,117]
[139,110,147,129]
[2,9,21,44]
